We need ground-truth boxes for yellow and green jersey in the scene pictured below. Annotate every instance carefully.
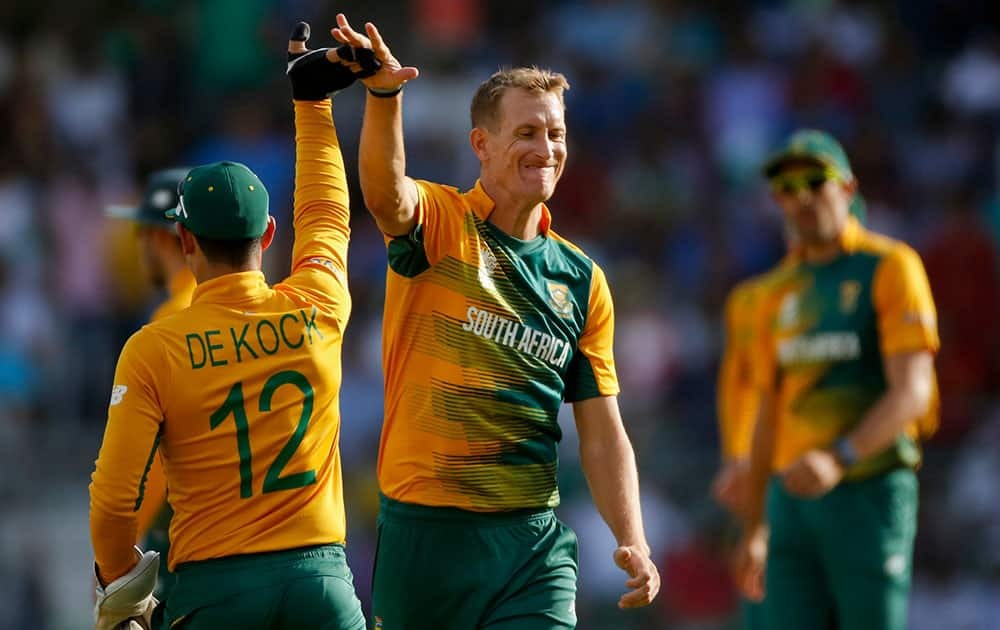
[752,217,939,478]
[91,100,352,577]
[378,180,620,511]
[134,267,197,538]
[717,274,768,461]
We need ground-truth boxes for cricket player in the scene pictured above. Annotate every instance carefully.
[332,13,660,629]
[734,130,939,630]
[105,167,196,603]
[89,24,376,629]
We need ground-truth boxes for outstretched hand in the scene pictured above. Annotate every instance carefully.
[331,13,419,93]
[613,545,661,609]
[286,21,380,100]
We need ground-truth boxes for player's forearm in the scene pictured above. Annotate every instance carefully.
[293,100,350,229]
[133,455,166,540]
[359,93,416,233]
[91,507,141,583]
[842,381,931,460]
[743,390,776,532]
[579,423,650,554]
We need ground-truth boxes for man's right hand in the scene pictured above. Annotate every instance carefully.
[330,13,419,94]
[733,525,767,602]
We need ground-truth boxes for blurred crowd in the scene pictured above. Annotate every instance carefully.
[1,1,998,628]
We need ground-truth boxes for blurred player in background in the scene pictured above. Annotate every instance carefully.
[734,130,939,630]
[713,271,772,630]
[104,167,195,605]
[332,12,660,629]
[88,24,375,629]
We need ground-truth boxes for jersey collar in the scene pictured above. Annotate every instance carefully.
[837,215,864,253]
[191,271,270,307]
[789,215,864,265]
[168,267,197,299]
[465,180,552,236]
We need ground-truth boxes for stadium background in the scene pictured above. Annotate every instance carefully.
[1,0,998,628]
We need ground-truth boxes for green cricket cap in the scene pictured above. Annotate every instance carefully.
[166,161,269,239]
[763,129,866,223]
[762,129,853,180]
[105,167,190,227]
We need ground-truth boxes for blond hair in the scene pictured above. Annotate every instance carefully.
[470,66,570,131]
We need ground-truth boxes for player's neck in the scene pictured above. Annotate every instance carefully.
[801,240,842,264]
[480,179,544,240]
[189,257,263,285]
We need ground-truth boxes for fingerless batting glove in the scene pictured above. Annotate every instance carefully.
[286,21,381,100]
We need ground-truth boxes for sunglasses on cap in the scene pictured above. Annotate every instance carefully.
[769,167,840,196]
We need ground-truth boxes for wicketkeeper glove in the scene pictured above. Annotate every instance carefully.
[287,21,381,100]
[94,546,160,630]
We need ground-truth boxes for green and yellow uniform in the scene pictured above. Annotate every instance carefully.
[752,217,939,630]
[718,271,772,630]
[718,275,769,462]
[135,268,196,600]
[90,100,364,629]
[372,181,619,628]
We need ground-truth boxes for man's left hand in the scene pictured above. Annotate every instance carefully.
[613,545,660,609]
[780,448,844,498]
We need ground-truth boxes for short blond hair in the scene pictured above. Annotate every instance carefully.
[470,66,570,131]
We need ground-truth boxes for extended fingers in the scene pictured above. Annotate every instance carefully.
[619,566,660,608]
[333,14,370,48]
[625,572,648,589]
[365,22,391,58]
[741,565,765,602]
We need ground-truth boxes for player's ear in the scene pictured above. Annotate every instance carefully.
[470,127,489,162]
[260,215,277,251]
[176,224,198,256]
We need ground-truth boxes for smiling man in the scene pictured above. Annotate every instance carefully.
[331,13,660,629]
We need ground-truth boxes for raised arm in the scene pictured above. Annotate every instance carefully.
[283,23,362,292]
[331,13,420,236]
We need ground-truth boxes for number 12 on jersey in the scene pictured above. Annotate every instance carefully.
[210,370,317,498]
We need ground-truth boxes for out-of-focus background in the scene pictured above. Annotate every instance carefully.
[1,1,999,628]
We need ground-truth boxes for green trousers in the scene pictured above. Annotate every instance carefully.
[161,543,365,629]
[765,468,918,630]
[371,494,579,629]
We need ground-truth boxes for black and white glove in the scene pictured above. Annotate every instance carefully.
[94,547,160,630]
[287,21,381,100]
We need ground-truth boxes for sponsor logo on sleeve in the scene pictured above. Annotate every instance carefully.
[110,385,128,406]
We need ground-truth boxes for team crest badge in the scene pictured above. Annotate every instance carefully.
[547,282,573,318]
[840,280,861,314]
[479,244,498,290]
[374,617,383,629]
